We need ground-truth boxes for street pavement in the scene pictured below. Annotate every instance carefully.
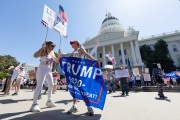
[0,89,180,120]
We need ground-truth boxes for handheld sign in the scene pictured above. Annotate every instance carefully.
[143,74,151,81]
[115,69,129,78]
[132,68,139,76]
[53,18,67,37]
[42,5,56,28]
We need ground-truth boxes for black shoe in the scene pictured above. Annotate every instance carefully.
[87,107,94,116]
[12,93,18,96]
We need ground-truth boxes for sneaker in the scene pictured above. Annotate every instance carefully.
[30,104,40,112]
[46,101,57,107]
[126,94,129,96]
[67,105,78,114]
[12,93,18,96]
[87,106,94,116]
[121,94,125,97]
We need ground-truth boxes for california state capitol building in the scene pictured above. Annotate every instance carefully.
[82,12,180,69]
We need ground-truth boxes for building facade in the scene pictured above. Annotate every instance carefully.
[83,13,144,68]
[139,31,180,67]
[83,13,180,68]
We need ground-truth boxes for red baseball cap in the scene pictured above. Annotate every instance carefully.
[70,40,80,46]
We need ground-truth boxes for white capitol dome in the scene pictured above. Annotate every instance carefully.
[98,12,124,35]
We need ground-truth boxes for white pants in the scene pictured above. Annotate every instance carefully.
[33,67,54,105]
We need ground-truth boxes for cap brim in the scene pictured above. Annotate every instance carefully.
[70,41,75,45]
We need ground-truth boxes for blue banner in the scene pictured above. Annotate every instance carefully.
[164,71,179,78]
[60,57,107,110]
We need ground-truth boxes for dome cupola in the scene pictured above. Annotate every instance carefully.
[98,12,124,35]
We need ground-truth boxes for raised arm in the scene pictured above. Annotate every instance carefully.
[34,43,46,58]
[79,48,95,60]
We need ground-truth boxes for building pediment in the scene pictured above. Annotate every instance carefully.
[83,32,125,46]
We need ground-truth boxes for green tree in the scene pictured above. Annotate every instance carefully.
[153,39,175,72]
[140,39,175,73]
[0,72,6,79]
[0,55,20,76]
[140,44,153,64]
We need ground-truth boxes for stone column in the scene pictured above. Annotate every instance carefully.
[130,41,137,65]
[111,44,115,67]
[135,41,142,63]
[103,46,106,67]
[120,43,126,65]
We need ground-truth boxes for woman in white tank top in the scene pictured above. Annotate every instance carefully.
[67,40,100,116]
[30,41,60,112]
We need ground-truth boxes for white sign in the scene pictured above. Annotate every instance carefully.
[42,5,56,28]
[143,74,151,81]
[104,65,113,69]
[115,69,129,78]
[132,68,139,76]
[53,17,67,36]
[145,68,149,74]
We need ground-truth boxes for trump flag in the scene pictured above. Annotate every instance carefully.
[60,57,107,110]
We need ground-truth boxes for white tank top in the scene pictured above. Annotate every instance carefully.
[39,55,54,69]
[71,48,84,58]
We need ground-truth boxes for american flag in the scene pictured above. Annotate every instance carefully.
[105,53,116,65]
[59,5,68,22]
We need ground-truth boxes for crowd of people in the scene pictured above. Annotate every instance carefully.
[1,66,25,96]
[103,64,180,98]
[1,40,180,117]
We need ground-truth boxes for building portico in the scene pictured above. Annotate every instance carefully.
[83,13,144,69]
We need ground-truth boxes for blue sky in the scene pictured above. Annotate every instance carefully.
[0,0,180,66]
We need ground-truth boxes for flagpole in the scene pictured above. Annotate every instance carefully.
[59,35,61,49]
[44,27,49,42]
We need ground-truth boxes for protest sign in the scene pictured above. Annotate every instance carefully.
[132,68,139,76]
[42,5,56,28]
[115,69,129,78]
[143,74,151,81]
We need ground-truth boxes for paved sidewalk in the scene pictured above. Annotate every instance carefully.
[0,89,180,120]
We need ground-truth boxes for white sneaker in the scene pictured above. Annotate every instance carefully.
[30,104,40,112]
[46,101,57,107]
[67,105,78,114]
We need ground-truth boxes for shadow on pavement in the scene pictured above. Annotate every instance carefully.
[0,111,29,120]
[0,109,101,120]
[0,99,32,104]
[112,95,127,97]
[55,100,73,105]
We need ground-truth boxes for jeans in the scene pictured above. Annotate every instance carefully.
[120,78,128,95]
[107,80,115,93]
